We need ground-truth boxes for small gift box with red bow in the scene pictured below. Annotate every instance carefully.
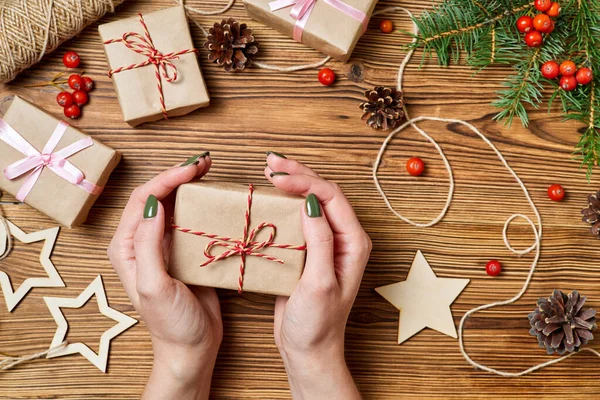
[98,6,210,126]
[244,0,377,61]
[169,181,307,296]
[0,96,121,228]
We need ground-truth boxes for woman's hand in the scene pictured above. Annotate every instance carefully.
[108,154,222,400]
[265,153,372,400]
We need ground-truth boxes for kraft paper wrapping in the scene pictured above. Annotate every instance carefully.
[243,0,377,61]
[169,182,307,296]
[0,96,121,228]
[98,6,210,126]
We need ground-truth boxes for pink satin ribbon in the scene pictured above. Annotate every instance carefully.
[0,119,103,202]
[269,0,368,42]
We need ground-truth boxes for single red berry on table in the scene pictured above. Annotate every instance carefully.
[64,104,81,119]
[560,75,578,91]
[62,51,80,69]
[576,67,593,85]
[72,90,88,106]
[486,260,502,277]
[541,60,560,79]
[547,184,565,201]
[318,68,336,86]
[559,60,577,76]
[68,74,83,90]
[406,157,425,176]
[534,0,552,12]
[380,19,394,33]
[547,2,561,17]
[82,76,94,92]
[525,30,543,47]
[516,16,533,33]
[533,14,552,33]
[56,91,73,108]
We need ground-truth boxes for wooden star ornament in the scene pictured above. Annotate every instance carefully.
[43,275,137,372]
[0,220,64,312]
[376,250,470,344]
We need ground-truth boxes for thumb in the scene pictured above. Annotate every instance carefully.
[134,194,171,299]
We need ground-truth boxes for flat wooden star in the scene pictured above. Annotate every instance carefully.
[44,275,137,372]
[376,250,470,344]
[0,220,64,312]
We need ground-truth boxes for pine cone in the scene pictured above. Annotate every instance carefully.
[582,190,600,237]
[528,289,597,355]
[359,86,405,130]
[203,18,258,72]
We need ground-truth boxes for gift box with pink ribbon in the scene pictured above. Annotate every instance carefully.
[98,6,210,126]
[244,0,377,61]
[0,96,121,228]
[169,181,307,296]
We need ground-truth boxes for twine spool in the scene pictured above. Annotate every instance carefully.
[0,0,125,84]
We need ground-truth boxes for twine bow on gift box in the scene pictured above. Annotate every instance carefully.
[103,13,198,119]
[172,184,306,293]
[0,119,102,202]
[269,0,368,42]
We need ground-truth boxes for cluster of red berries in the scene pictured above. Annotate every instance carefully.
[541,59,593,91]
[516,0,561,47]
[57,51,95,119]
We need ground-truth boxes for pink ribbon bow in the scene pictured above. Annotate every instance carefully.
[269,0,368,42]
[0,119,102,202]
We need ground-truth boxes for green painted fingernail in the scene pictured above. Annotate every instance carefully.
[181,152,210,166]
[144,195,158,219]
[270,172,289,178]
[266,151,287,159]
[306,194,321,218]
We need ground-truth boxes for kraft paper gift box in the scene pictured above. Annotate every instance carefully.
[0,96,121,228]
[169,181,307,296]
[243,0,378,61]
[98,6,210,126]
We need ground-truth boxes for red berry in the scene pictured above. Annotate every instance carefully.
[68,74,83,91]
[406,157,425,176]
[534,0,552,12]
[318,68,336,86]
[486,260,502,276]
[533,14,552,33]
[546,19,555,33]
[82,76,94,92]
[541,60,560,79]
[576,67,593,85]
[64,104,81,119]
[380,20,393,33]
[547,184,565,201]
[56,92,73,108]
[62,51,80,69]
[547,2,561,17]
[72,90,88,106]
[525,31,543,47]
[560,75,578,91]
[516,16,533,33]
[560,60,577,76]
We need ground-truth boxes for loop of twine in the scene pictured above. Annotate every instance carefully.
[373,7,600,376]
[0,341,67,371]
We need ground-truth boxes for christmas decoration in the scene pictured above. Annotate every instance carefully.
[44,275,138,372]
[528,289,597,355]
[485,260,502,276]
[547,183,565,201]
[62,51,80,69]
[72,91,88,107]
[406,157,425,176]
[581,189,600,237]
[359,87,405,130]
[56,92,73,108]
[64,104,81,119]
[318,68,336,86]
[410,0,600,178]
[375,251,470,344]
[203,18,258,72]
[380,19,394,33]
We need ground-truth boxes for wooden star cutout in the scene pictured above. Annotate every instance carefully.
[376,250,470,344]
[43,275,137,372]
[0,220,64,312]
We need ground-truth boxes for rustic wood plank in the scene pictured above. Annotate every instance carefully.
[1,0,600,398]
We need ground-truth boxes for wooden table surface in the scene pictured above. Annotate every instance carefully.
[1,0,600,398]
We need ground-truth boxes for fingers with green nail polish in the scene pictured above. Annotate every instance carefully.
[270,172,289,178]
[181,152,210,167]
[144,195,158,219]
[305,193,321,218]
[267,151,287,159]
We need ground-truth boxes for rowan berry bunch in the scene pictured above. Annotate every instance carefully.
[541,60,593,91]
[516,0,561,47]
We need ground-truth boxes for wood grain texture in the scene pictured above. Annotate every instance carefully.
[1,0,600,398]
